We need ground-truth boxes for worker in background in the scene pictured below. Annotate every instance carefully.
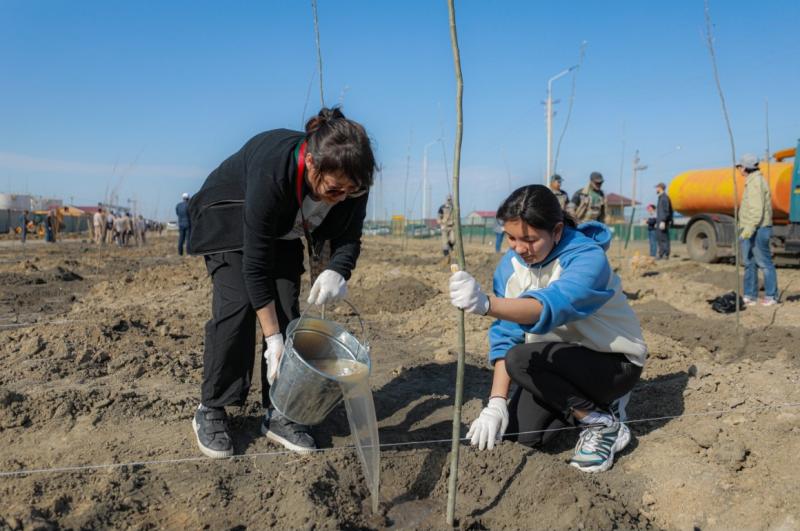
[645,204,657,258]
[188,107,375,458]
[437,195,456,263]
[549,174,570,212]
[448,184,646,472]
[54,206,66,241]
[571,172,607,224]
[494,218,504,253]
[737,153,778,306]
[655,183,673,259]
[19,210,30,244]
[135,215,147,246]
[106,210,115,245]
[93,207,105,245]
[45,209,56,243]
[114,213,127,246]
[125,213,135,245]
[176,192,191,256]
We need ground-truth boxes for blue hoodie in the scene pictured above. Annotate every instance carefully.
[488,222,647,366]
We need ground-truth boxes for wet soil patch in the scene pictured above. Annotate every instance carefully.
[351,276,439,314]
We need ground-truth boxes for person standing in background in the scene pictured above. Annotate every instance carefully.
[114,213,126,246]
[19,210,30,244]
[124,213,134,245]
[494,218,504,253]
[437,195,456,263]
[655,183,673,259]
[135,215,147,246]
[106,210,115,245]
[54,206,65,242]
[549,174,570,212]
[737,153,778,306]
[645,204,657,258]
[176,192,191,256]
[45,210,55,243]
[93,207,105,245]
[572,172,607,224]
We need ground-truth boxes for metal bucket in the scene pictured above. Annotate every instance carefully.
[269,302,370,426]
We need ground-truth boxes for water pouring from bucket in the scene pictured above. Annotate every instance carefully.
[269,301,380,513]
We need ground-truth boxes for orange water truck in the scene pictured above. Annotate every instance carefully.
[668,139,800,263]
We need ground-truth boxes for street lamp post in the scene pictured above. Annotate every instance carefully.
[546,65,578,183]
[422,139,440,221]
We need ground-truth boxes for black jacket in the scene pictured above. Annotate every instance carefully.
[189,129,368,310]
[656,193,673,225]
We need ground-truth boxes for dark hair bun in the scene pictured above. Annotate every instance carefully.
[305,107,346,134]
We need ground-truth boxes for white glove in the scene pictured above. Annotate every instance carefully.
[658,221,666,231]
[466,397,509,450]
[449,270,490,315]
[740,227,754,240]
[307,270,347,305]
[264,333,284,385]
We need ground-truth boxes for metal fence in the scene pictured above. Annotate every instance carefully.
[365,219,684,243]
[1,209,92,237]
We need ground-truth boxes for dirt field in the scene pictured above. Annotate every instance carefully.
[1,234,799,530]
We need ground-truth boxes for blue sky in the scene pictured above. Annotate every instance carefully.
[1,1,798,220]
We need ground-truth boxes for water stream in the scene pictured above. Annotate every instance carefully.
[307,358,380,513]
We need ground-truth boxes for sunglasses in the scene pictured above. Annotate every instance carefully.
[319,177,368,199]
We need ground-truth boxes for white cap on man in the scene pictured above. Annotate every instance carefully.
[736,154,759,171]
[182,192,190,200]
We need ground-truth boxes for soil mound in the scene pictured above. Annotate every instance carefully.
[352,276,438,314]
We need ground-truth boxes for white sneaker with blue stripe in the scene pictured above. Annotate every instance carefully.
[569,421,631,473]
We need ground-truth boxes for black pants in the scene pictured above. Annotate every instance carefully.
[657,226,671,258]
[504,342,642,447]
[201,250,301,409]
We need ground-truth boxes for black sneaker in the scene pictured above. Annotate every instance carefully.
[192,406,234,458]
[261,410,317,454]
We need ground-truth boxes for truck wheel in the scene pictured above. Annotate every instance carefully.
[686,220,718,263]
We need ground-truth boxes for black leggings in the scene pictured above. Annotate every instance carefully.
[503,342,642,447]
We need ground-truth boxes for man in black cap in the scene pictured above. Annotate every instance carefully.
[571,171,607,223]
[655,182,673,259]
[549,174,570,212]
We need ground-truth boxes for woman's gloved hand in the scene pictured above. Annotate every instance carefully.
[264,333,284,385]
[466,397,509,450]
[658,221,666,231]
[307,270,347,305]
[449,270,490,315]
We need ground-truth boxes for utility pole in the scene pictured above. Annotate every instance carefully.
[545,65,578,183]
[632,150,648,217]
[625,150,647,249]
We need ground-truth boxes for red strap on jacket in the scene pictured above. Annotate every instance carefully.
[296,141,307,205]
